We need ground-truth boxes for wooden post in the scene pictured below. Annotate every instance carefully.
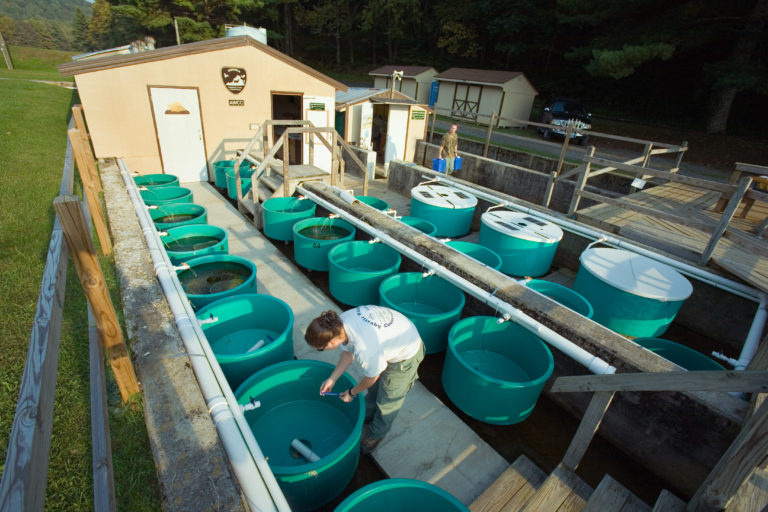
[555,125,573,176]
[71,106,101,192]
[0,30,13,71]
[670,141,688,173]
[282,132,290,199]
[429,110,436,144]
[330,130,338,188]
[699,176,752,265]
[568,146,595,217]
[483,112,496,157]
[53,195,139,401]
[687,398,768,511]
[68,129,112,255]
[541,169,559,209]
[561,391,615,471]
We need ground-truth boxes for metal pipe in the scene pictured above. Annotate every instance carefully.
[432,175,768,369]
[299,184,616,375]
[119,160,289,512]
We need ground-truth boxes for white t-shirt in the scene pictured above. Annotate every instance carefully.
[340,305,422,378]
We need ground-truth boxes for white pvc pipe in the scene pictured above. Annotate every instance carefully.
[291,439,320,462]
[119,160,290,512]
[432,175,768,370]
[299,184,616,375]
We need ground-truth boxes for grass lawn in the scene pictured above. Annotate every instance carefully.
[0,55,161,510]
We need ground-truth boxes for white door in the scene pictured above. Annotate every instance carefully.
[303,96,334,172]
[384,105,409,167]
[149,87,207,182]
[359,102,373,151]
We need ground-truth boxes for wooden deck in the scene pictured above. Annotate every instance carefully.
[576,181,768,294]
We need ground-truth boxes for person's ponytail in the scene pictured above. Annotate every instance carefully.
[305,310,344,349]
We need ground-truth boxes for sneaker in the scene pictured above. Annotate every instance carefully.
[360,435,381,455]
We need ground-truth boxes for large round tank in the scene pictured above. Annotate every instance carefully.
[634,337,725,371]
[478,210,563,277]
[225,167,255,199]
[442,316,554,424]
[446,240,503,271]
[150,203,207,230]
[177,253,257,309]
[161,224,228,264]
[410,184,477,237]
[355,195,389,211]
[379,272,465,354]
[262,197,316,242]
[140,186,193,206]
[134,173,179,188]
[523,279,594,318]
[235,360,363,511]
[293,217,356,271]
[328,241,401,306]
[198,293,294,389]
[399,216,437,236]
[573,247,693,337]
[333,479,469,512]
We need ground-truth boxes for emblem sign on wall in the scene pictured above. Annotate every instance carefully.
[222,67,247,94]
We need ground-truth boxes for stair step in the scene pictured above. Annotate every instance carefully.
[261,175,282,193]
[725,467,768,511]
[651,490,685,512]
[582,475,650,512]
[470,455,546,512]
[520,464,592,512]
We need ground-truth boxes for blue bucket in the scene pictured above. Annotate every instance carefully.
[479,210,563,277]
[262,197,317,242]
[328,241,401,306]
[379,272,465,354]
[293,217,356,271]
[573,248,693,337]
[410,184,477,237]
[198,293,294,389]
[432,158,446,173]
[177,253,257,309]
[442,316,554,424]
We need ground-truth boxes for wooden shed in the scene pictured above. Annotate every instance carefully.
[434,67,538,128]
[58,35,347,182]
[335,87,429,168]
[368,65,438,105]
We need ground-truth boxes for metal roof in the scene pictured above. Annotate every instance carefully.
[435,67,524,85]
[335,87,423,109]
[368,65,437,77]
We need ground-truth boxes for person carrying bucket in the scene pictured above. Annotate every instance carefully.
[305,305,425,455]
[438,124,459,174]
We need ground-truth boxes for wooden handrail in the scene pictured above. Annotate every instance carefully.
[551,370,768,394]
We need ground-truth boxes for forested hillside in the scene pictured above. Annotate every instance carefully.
[0,0,92,23]
[0,0,91,51]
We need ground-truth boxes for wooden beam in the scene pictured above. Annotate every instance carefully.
[688,398,768,511]
[571,154,646,180]
[551,370,768,394]
[53,195,139,401]
[700,176,752,265]
[71,106,101,192]
[736,162,768,175]
[68,129,112,255]
[568,146,595,216]
[555,125,573,177]
[584,156,735,193]
[562,391,615,471]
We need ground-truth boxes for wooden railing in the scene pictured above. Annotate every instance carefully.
[551,368,768,511]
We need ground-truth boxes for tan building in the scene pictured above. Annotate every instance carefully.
[433,68,538,128]
[335,87,429,168]
[368,65,438,105]
[58,35,347,182]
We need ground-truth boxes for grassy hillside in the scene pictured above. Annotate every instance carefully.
[0,65,160,509]
[0,45,77,81]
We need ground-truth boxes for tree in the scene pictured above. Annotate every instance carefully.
[72,8,91,51]
[88,0,113,49]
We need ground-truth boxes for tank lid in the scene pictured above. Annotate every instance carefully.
[481,210,563,243]
[410,184,477,209]
[579,247,693,301]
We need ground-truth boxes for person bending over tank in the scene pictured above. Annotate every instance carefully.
[305,306,425,454]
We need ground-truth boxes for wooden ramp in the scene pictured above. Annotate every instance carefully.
[576,181,768,294]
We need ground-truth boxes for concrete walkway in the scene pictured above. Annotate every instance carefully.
[184,180,508,505]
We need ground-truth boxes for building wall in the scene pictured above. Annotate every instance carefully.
[75,45,337,175]
[346,103,363,144]
[434,81,456,114]
[404,106,428,163]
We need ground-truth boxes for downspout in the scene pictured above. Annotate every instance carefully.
[118,160,290,512]
[432,175,768,369]
[298,183,616,375]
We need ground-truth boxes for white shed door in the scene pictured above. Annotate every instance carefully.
[149,87,207,182]
[359,102,373,150]
[303,96,334,172]
[384,105,408,166]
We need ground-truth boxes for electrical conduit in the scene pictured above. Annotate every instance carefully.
[118,159,290,512]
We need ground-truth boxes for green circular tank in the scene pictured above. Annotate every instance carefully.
[214,159,250,188]
[150,203,207,230]
[524,279,593,318]
[399,216,437,236]
[379,272,465,354]
[355,195,389,211]
[134,173,179,188]
[140,186,193,206]
[446,240,503,270]
[225,167,255,199]
[177,253,257,309]
[442,316,554,424]
[235,360,363,511]
[334,479,469,512]
[634,338,725,371]
[262,197,316,242]
[328,241,401,306]
[161,224,228,264]
[293,217,356,271]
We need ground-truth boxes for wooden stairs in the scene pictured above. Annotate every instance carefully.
[470,455,685,512]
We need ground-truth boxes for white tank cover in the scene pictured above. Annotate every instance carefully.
[411,184,478,209]
[481,210,563,244]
